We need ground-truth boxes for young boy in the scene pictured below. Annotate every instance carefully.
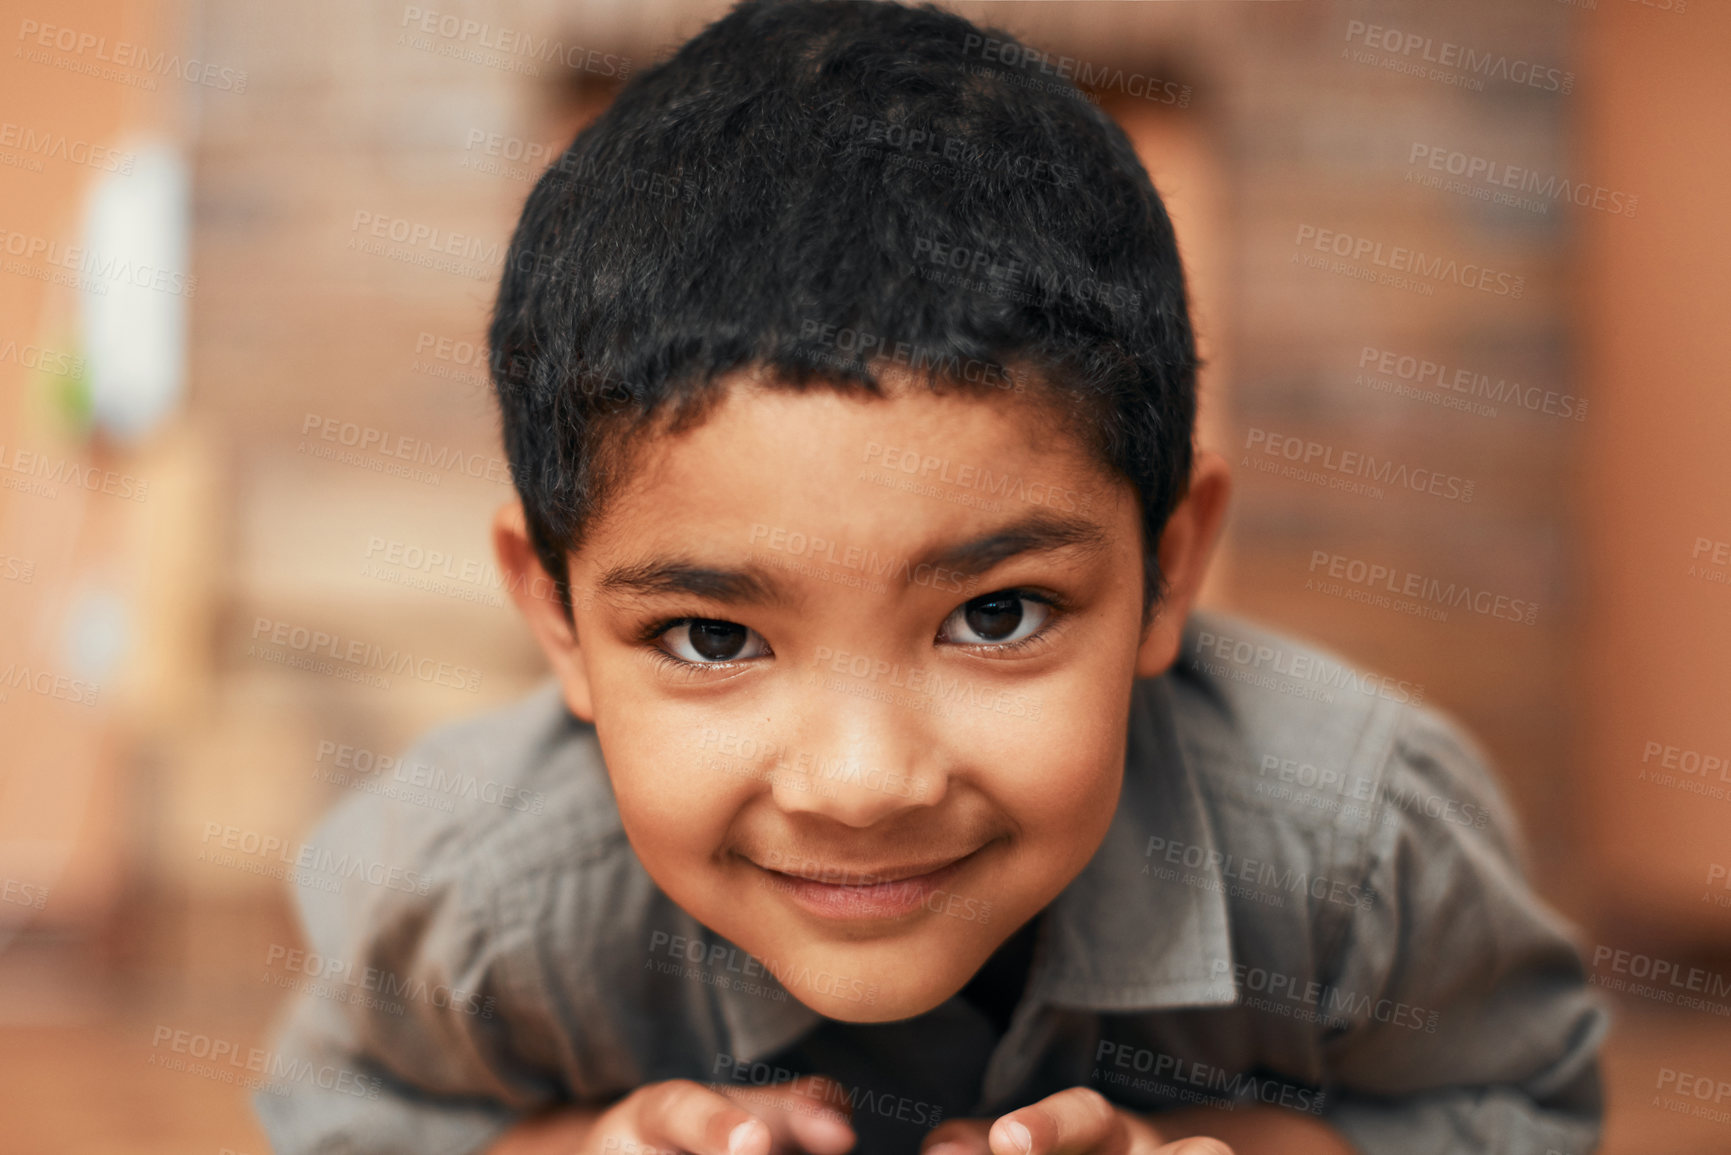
[256,2,1607,1153]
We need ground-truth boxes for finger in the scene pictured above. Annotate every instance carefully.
[631,1078,773,1155]
[713,1075,856,1155]
[1152,1142,1234,1155]
[990,1087,1124,1155]
[777,1076,858,1155]
[919,1116,994,1155]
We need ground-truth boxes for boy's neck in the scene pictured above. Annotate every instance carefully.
[954,912,1043,1037]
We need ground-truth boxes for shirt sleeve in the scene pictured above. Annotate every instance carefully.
[1317,701,1610,1155]
[252,759,569,1155]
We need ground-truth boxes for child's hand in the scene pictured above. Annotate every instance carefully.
[489,1074,858,1155]
[919,1087,1233,1155]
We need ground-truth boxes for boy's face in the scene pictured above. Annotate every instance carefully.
[497,369,1228,1022]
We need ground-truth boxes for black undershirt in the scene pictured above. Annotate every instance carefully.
[954,912,1041,1037]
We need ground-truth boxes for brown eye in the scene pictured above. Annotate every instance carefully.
[939,592,1051,647]
[964,594,1023,640]
[660,619,770,663]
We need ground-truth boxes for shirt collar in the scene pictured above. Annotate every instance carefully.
[1031,671,1239,1012]
[712,665,1239,1063]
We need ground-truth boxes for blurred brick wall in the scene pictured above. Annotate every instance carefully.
[174,0,1595,922]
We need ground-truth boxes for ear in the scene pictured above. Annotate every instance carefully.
[492,501,596,721]
[1134,449,1232,679]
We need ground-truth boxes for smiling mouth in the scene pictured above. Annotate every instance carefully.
[751,850,978,888]
[740,844,990,921]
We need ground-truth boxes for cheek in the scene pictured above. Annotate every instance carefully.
[1009,733,1120,830]
[596,698,747,863]
[968,683,1127,836]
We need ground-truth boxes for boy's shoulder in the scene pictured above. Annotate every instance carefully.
[303,680,628,919]
[1159,605,1520,860]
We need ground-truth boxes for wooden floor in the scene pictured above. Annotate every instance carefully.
[0,1013,274,1155]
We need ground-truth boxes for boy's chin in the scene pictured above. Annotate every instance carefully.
[781,964,970,1024]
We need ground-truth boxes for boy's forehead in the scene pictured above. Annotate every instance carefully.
[573,367,1132,577]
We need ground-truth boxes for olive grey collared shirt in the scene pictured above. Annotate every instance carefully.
[255,609,1608,1155]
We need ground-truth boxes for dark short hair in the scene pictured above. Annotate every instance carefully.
[489,0,1199,622]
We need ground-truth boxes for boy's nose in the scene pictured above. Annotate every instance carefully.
[770,681,949,826]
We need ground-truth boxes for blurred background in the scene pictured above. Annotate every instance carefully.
[0,0,1727,1151]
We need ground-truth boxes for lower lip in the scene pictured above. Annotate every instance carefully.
[760,854,974,921]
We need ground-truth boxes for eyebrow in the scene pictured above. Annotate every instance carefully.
[597,560,785,606]
[916,510,1111,578]
[594,511,1111,606]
